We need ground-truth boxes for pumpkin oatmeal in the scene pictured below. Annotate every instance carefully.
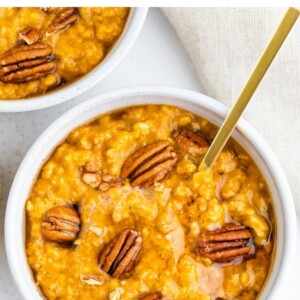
[0,7,129,100]
[25,105,275,300]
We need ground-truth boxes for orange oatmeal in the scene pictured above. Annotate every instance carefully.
[26,105,275,300]
[0,7,129,100]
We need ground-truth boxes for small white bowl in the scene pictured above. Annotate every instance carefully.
[5,86,297,299]
[0,8,148,113]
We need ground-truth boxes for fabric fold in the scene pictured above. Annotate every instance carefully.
[163,7,300,213]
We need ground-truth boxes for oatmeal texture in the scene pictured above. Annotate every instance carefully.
[0,7,129,99]
[26,105,274,300]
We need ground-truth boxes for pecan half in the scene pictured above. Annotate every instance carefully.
[82,161,124,191]
[173,129,210,154]
[41,206,80,244]
[120,141,177,188]
[139,292,163,300]
[0,43,56,83]
[98,228,142,279]
[46,8,80,35]
[19,27,42,45]
[197,223,255,263]
[0,43,52,66]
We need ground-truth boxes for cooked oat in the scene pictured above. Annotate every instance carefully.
[26,105,274,300]
[0,7,129,99]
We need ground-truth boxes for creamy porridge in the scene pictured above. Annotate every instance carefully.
[0,7,129,100]
[26,105,275,300]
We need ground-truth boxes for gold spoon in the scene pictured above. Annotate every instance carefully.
[201,7,299,169]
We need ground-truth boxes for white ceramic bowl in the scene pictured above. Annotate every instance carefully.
[5,86,297,300]
[0,8,148,113]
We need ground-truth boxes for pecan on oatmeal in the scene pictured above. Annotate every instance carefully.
[0,43,56,83]
[79,274,108,286]
[19,27,43,45]
[121,140,177,188]
[46,8,80,35]
[173,129,210,154]
[82,161,123,191]
[98,228,142,279]
[41,206,80,244]
[197,223,255,263]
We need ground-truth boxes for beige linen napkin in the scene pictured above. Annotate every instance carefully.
[162,8,300,214]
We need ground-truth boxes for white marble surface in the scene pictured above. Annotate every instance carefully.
[0,8,298,300]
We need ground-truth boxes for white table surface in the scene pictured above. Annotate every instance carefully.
[0,8,298,299]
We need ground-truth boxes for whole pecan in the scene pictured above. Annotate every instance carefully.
[0,43,56,83]
[46,8,80,36]
[139,292,163,300]
[173,129,210,154]
[19,27,42,45]
[82,161,124,191]
[120,140,177,188]
[41,206,80,244]
[98,228,142,279]
[197,223,255,263]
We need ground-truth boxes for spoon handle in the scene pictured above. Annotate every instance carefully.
[202,7,299,169]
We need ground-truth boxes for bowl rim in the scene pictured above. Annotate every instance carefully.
[5,86,297,300]
[0,7,148,113]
